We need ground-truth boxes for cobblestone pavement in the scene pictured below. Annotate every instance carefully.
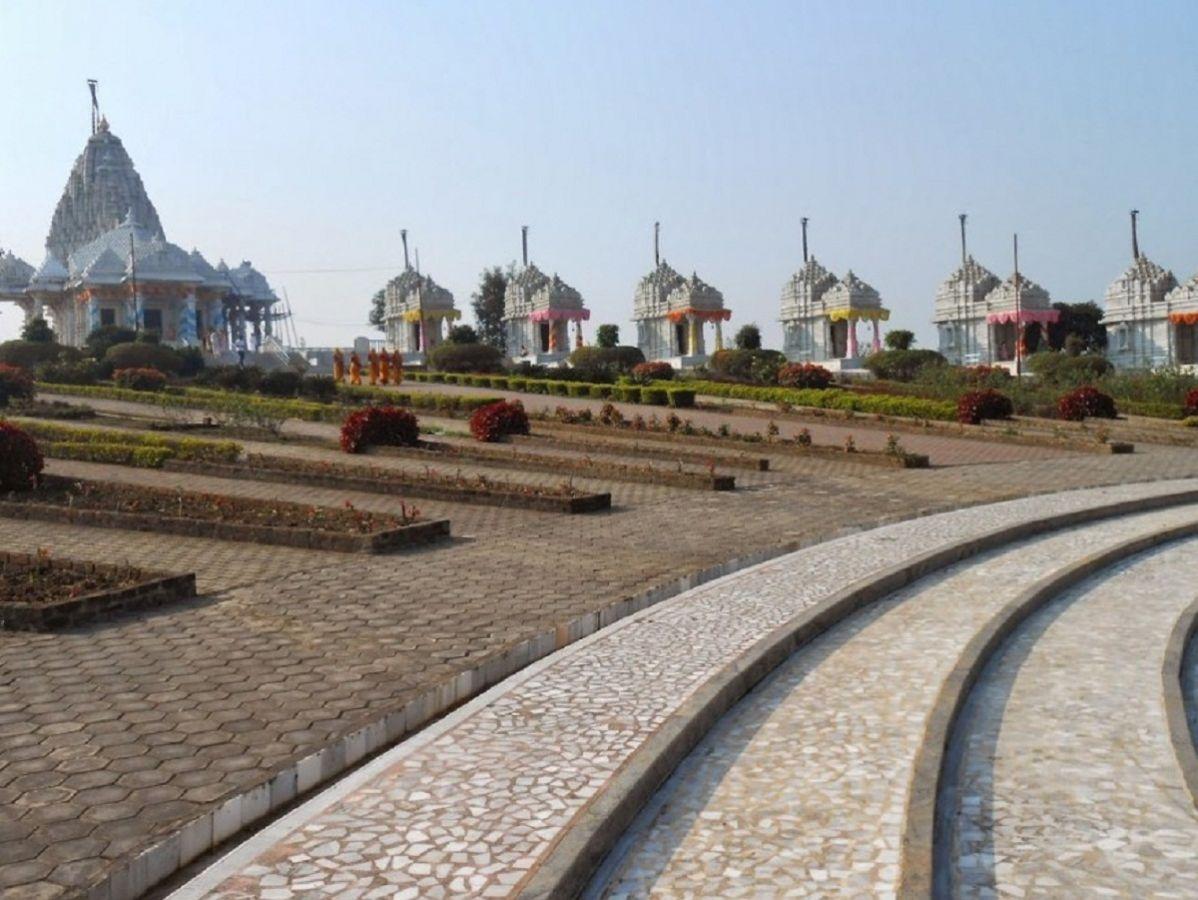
[947,540,1198,898]
[593,505,1198,898]
[167,482,1198,899]
[4,394,1198,896]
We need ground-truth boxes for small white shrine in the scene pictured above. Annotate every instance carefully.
[779,219,889,370]
[633,223,730,367]
[1102,212,1196,370]
[503,227,589,364]
[383,231,459,364]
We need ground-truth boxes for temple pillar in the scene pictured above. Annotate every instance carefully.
[871,319,881,352]
[688,316,699,356]
[715,320,724,351]
[32,298,44,323]
[180,293,198,347]
[575,320,584,349]
[847,319,859,358]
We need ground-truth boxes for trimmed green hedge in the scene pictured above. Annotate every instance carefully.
[11,418,242,462]
[44,441,173,468]
[681,379,957,421]
[396,370,699,408]
[1120,399,1187,420]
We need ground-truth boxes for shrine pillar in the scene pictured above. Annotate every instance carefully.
[180,292,198,347]
[847,318,859,358]
[715,320,724,351]
[688,316,699,355]
[871,319,881,352]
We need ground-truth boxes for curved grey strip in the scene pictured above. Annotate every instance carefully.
[1162,595,1198,811]
[520,490,1198,899]
[900,519,1198,900]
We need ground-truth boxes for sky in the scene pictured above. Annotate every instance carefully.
[2,0,1197,350]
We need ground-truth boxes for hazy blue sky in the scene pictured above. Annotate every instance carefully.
[2,0,1196,348]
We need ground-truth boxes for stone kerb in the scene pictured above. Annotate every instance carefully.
[1162,595,1198,812]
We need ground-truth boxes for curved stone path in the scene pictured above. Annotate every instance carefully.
[945,539,1198,898]
[590,505,1198,898]
[167,480,1198,900]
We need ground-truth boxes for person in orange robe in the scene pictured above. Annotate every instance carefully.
[332,347,345,383]
[349,351,362,385]
[391,349,404,385]
[379,350,391,385]
[367,348,380,386]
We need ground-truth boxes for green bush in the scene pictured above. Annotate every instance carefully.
[257,369,304,397]
[566,383,591,397]
[616,385,642,403]
[104,341,183,375]
[489,376,510,390]
[0,340,70,370]
[667,388,696,408]
[548,380,570,396]
[862,349,947,382]
[640,387,669,405]
[428,342,504,373]
[1183,417,1198,428]
[113,367,168,391]
[684,379,957,421]
[708,348,786,383]
[0,364,35,407]
[506,377,527,391]
[37,359,100,385]
[15,420,242,462]
[588,384,613,399]
[84,325,138,359]
[1026,352,1113,386]
[44,441,172,468]
[526,379,548,394]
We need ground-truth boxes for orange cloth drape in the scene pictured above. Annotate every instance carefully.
[1170,312,1198,326]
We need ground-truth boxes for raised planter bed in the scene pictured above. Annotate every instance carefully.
[363,439,738,491]
[0,476,448,553]
[527,419,929,469]
[0,551,196,631]
[165,455,615,513]
[511,428,770,472]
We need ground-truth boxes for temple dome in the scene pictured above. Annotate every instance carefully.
[935,256,1001,307]
[824,270,884,310]
[1104,255,1177,307]
[984,272,1052,311]
[223,260,278,302]
[0,249,35,293]
[780,257,839,316]
[46,123,165,262]
[667,272,725,312]
[633,260,686,318]
[67,215,199,285]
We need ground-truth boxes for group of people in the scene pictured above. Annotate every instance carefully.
[332,347,404,386]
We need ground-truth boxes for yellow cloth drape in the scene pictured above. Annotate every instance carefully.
[826,308,890,322]
[401,309,461,323]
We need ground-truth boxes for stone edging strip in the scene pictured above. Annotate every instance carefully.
[898,518,1198,900]
[519,489,1198,899]
[1162,595,1198,812]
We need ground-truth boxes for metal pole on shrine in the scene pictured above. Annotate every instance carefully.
[1013,232,1022,378]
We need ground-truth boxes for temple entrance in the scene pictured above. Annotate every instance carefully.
[411,322,422,351]
[99,308,115,327]
[829,320,848,358]
[992,322,1017,361]
[142,308,163,335]
[1178,323,1198,365]
[539,322,551,353]
[675,322,688,355]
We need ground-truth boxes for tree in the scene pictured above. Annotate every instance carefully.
[21,316,55,344]
[368,288,386,332]
[472,265,511,351]
[447,323,479,344]
[1047,302,1106,353]
[734,323,762,350]
[595,324,619,348]
[884,329,915,351]
[85,325,137,359]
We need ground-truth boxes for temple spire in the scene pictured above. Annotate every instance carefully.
[401,229,410,270]
[521,225,529,267]
[959,213,968,266]
[801,217,809,263]
[654,221,660,268]
[1130,209,1140,260]
[87,79,99,135]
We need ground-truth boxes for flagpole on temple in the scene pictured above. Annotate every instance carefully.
[1013,232,1022,378]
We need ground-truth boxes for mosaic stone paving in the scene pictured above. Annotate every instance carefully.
[592,505,1198,898]
[948,539,1198,898]
[170,480,1198,899]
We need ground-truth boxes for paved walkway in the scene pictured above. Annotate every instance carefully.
[167,481,1198,899]
[947,540,1198,898]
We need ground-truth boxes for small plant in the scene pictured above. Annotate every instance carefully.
[885,433,903,455]
[113,367,167,392]
[777,362,833,390]
[956,389,1014,425]
[598,402,624,428]
[666,412,683,433]
[469,400,530,442]
[766,420,780,440]
[340,406,421,453]
[629,361,675,383]
[717,423,731,437]
[1058,386,1117,422]
[843,435,856,453]
[0,363,35,408]
[0,422,44,491]
[795,427,812,447]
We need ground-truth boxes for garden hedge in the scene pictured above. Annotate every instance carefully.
[679,379,957,421]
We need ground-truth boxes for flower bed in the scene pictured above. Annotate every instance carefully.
[0,549,196,631]
[341,406,420,453]
[10,419,241,464]
[680,379,958,421]
[1058,386,1118,422]
[956,389,1014,425]
[511,427,770,472]
[0,421,44,490]
[399,371,697,407]
[166,454,613,513]
[470,400,531,442]
[0,475,448,553]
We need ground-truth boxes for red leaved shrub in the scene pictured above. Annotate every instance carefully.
[777,362,834,389]
[114,367,167,392]
[629,361,675,384]
[1185,388,1198,417]
[964,364,1013,385]
[0,363,34,407]
[0,422,44,491]
[340,406,420,453]
[469,400,530,442]
[956,389,1014,425]
[1058,386,1117,422]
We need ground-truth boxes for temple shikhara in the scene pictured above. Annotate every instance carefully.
[932,216,1058,368]
[503,226,590,363]
[1102,212,1196,370]
[0,86,280,355]
[383,230,459,363]
[633,223,730,367]
[780,219,889,368]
